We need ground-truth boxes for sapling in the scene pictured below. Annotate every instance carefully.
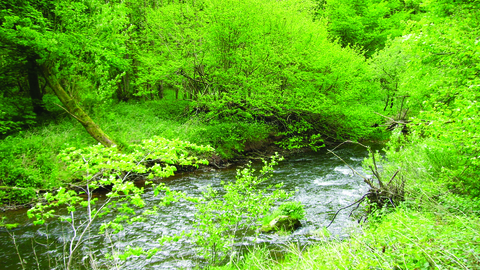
[26,137,213,269]
[158,153,293,265]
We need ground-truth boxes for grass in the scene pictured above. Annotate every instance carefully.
[3,99,479,269]
[217,197,480,270]
[0,99,273,205]
[215,134,480,269]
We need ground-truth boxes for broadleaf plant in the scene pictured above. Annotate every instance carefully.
[27,137,213,269]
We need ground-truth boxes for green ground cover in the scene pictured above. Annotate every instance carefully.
[0,98,274,205]
[1,0,480,268]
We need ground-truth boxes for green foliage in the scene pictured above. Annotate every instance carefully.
[0,86,37,135]
[57,136,213,188]
[196,0,384,142]
[221,204,480,269]
[0,187,36,205]
[0,216,19,230]
[159,153,293,264]
[275,120,325,151]
[0,131,70,198]
[1,0,132,106]
[193,119,271,158]
[277,201,306,220]
[4,1,480,267]
[318,0,421,57]
[139,0,385,145]
[262,201,306,225]
[0,98,274,204]
[25,136,212,268]
[374,0,480,197]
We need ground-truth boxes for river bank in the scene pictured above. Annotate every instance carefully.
[2,99,340,210]
[2,100,479,269]
[0,140,306,212]
[0,144,377,269]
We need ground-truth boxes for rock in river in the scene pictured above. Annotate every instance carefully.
[260,215,302,233]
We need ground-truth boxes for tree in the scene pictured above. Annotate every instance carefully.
[318,0,420,57]
[1,0,131,146]
[141,0,385,146]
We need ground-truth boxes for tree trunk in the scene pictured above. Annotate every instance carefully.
[27,54,45,114]
[41,64,116,147]
[157,82,163,99]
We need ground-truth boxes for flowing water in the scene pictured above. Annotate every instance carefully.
[0,143,380,269]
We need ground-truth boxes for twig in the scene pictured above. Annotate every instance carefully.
[369,165,384,189]
[349,199,364,217]
[53,103,87,125]
[32,238,41,269]
[327,149,369,183]
[374,111,409,125]
[327,141,405,227]
[370,151,384,187]
[387,170,399,186]
[8,230,26,270]
[326,193,371,228]
[388,198,396,208]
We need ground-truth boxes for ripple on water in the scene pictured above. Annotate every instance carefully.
[334,166,356,176]
[0,144,379,269]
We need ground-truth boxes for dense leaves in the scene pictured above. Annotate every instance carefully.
[1,0,480,268]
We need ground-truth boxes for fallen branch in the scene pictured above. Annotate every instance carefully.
[326,193,371,228]
[324,141,405,227]
[374,111,410,125]
[53,103,86,125]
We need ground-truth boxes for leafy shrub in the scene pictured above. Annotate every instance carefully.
[42,94,64,113]
[0,93,37,135]
[221,205,480,269]
[27,136,213,268]
[0,130,73,191]
[262,201,306,225]
[196,119,271,158]
[143,0,386,145]
[0,187,36,204]
[160,153,292,265]
[277,201,306,220]
[319,0,420,57]
[59,136,214,183]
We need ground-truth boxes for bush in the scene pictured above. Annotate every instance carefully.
[144,0,386,145]
[318,0,421,57]
[0,187,36,205]
[262,201,306,225]
[219,204,480,269]
[196,119,271,158]
[159,153,292,265]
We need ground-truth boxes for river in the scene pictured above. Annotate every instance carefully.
[0,143,379,269]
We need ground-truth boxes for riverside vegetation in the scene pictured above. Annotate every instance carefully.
[1,0,480,268]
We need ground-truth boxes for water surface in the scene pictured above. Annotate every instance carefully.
[0,143,378,269]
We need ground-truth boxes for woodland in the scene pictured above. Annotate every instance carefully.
[1,0,480,268]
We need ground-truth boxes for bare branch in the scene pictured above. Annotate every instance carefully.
[326,193,371,228]
[53,103,87,125]
[374,111,409,125]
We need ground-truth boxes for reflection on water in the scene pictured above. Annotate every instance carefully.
[0,143,380,269]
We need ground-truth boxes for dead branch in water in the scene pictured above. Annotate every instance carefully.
[325,141,405,228]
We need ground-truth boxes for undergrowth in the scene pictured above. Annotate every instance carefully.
[216,128,480,269]
[262,201,306,226]
[219,200,480,270]
[0,100,273,205]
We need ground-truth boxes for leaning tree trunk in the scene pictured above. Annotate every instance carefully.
[41,64,116,147]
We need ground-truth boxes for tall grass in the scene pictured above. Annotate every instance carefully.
[219,203,480,269]
[216,131,480,269]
